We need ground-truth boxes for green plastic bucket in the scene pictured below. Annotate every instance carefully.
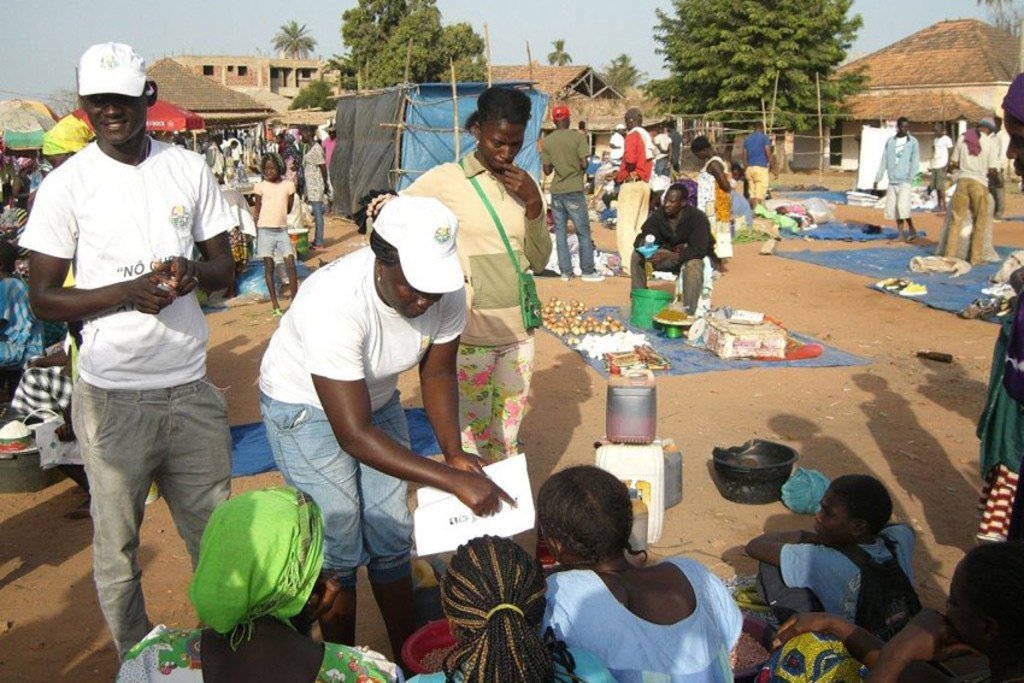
[288,229,310,259]
[630,289,672,329]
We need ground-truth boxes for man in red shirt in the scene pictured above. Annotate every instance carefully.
[615,107,653,276]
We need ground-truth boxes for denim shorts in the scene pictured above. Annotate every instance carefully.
[255,226,294,260]
[260,390,412,587]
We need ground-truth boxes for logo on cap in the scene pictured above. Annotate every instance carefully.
[100,54,120,70]
[434,226,452,244]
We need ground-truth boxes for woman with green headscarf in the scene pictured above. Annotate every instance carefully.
[116,487,398,682]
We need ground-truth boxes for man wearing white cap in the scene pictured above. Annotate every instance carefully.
[258,194,513,657]
[20,43,236,657]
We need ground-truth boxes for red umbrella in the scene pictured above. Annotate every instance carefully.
[72,99,205,133]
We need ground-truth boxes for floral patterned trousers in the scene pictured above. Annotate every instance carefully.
[457,337,534,460]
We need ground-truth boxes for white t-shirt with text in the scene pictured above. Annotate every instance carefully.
[259,248,466,411]
[931,134,953,169]
[21,140,235,390]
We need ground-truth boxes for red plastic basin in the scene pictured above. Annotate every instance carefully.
[401,619,456,674]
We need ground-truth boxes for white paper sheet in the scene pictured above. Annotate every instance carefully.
[413,454,535,556]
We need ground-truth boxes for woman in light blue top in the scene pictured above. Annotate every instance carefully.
[539,466,742,682]
[408,535,612,683]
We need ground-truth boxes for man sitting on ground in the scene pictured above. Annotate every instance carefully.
[630,184,710,315]
[745,474,919,637]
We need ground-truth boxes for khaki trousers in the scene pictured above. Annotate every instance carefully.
[946,178,992,265]
[616,180,650,276]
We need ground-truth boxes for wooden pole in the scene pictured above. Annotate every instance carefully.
[526,42,534,83]
[404,38,413,84]
[450,59,460,160]
[816,72,824,181]
[769,70,782,173]
[484,23,493,87]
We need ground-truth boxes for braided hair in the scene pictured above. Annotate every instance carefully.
[439,535,580,682]
[957,542,1024,647]
[537,466,635,567]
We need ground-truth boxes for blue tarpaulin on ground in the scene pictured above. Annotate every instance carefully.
[547,306,869,377]
[777,245,1013,322]
[774,190,849,204]
[784,222,926,242]
[397,82,548,190]
[230,408,441,478]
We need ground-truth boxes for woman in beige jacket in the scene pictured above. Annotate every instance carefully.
[405,86,551,459]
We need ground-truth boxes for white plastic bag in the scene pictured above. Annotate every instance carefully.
[29,411,81,469]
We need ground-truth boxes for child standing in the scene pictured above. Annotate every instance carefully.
[252,153,298,316]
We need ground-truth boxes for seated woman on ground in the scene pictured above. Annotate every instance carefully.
[764,542,1024,683]
[116,486,398,683]
[539,465,742,682]
[407,535,613,683]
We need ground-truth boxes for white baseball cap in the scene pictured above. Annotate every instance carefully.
[78,43,147,97]
[373,196,463,294]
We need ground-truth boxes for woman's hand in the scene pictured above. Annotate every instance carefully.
[499,165,543,216]
[451,469,516,517]
[445,450,488,476]
[773,613,852,647]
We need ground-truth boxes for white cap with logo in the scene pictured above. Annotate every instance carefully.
[372,196,463,294]
[78,43,147,97]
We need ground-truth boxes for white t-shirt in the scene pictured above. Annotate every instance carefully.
[952,132,1002,184]
[21,140,235,390]
[654,132,672,159]
[258,248,466,411]
[609,132,626,163]
[931,134,953,169]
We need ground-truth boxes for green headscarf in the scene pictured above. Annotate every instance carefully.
[188,486,324,645]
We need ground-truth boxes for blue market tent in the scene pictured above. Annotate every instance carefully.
[331,81,548,216]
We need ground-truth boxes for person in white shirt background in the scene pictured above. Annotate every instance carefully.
[992,116,1012,219]
[20,42,236,659]
[653,124,672,177]
[930,122,953,213]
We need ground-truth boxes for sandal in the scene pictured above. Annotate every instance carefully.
[272,308,284,318]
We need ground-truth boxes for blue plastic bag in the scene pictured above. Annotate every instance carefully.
[781,468,830,515]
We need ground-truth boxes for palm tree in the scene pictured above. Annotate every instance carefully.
[272,21,318,59]
[547,40,572,66]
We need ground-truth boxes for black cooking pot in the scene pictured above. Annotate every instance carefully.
[712,439,798,504]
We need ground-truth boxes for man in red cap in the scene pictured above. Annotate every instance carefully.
[542,104,604,282]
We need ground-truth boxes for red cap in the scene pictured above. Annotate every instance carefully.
[552,105,570,122]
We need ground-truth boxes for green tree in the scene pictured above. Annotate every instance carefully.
[648,0,864,129]
[290,79,336,110]
[272,20,318,59]
[324,53,359,91]
[601,54,644,93]
[977,0,1023,36]
[339,0,485,88]
[547,39,572,66]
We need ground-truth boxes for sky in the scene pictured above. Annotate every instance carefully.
[0,0,994,103]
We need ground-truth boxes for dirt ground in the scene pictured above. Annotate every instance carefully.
[3,172,1023,681]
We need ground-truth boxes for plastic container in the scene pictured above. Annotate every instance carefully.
[596,440,665,543]
[712,439,798,504]
[607,369,657,445]
[0,451,61,494]
[629,495,648,551]
[630,288,672,329]
[402,619,457,674]
[663,440,683,509]
[288,228,310,259]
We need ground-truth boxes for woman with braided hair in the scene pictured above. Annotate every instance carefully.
[408,535,612,682]
[539,466,742,682]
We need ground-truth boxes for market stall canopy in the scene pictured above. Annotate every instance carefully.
[0,99,57,150]
[72,100,206,133]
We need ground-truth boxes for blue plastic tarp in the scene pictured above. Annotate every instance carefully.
[397,82,548,189]
[784,222,927,242]
[230,407,442,478]
[546,306,869,377]
[777,245,1014,321]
